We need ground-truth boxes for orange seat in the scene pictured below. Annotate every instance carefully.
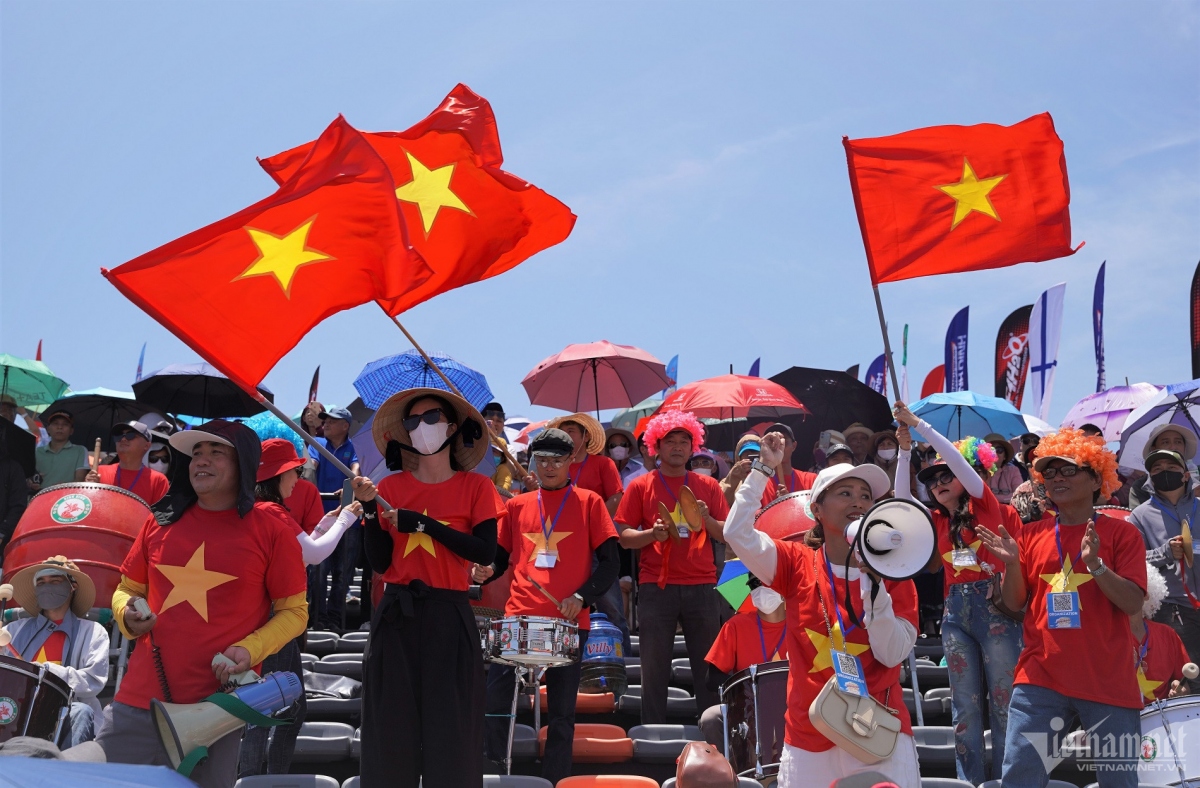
[538,723,633,763]
[555,776,659,787]
[538,686,615,714]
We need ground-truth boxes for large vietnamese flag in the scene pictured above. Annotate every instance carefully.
[103,116,428,392]
[259,84,576,316]
[844,113,1076,284]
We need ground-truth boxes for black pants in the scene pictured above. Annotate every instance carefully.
[237,637,306,776]
[361,583,483,788]
[1155,601,1200,690]
[637,582,721,724]
[484,629,589,785]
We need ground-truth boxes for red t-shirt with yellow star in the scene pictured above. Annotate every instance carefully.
[115,504,307,709]
[769,540,917,752]
[616,470,730,586]
[1013,513,1148,709]
[1137,620,1189,704]
[932,485,1023,594]
[705,611,789,674]
[98,463,169,505]
[376,471,505,591]
[760,469,817,509]
[568,454,623,501]
[33,621,66,664]
[498,484,618,629]
[284,478,325,535]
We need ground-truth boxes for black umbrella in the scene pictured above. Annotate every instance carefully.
[769,366,894,469]
[133,363,274,419]
[42,389,148,453]
[0,417,37,477]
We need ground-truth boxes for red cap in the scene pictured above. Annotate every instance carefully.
[257,438,306,482]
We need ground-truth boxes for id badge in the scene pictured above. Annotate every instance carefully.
[1047,591,1080,629]
[677,524,690,539]
[832,651,866,697]
[951,548,978,568]
[534,551,558,569]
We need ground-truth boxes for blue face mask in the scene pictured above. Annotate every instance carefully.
[35,582,72,612]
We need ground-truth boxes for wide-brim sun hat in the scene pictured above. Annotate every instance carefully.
[603,426,637,452]
[372,387,488,473]
[546,412,606,455]
[169,427,234,456]
[1143,424,1199,462]
[984,433,1013,463]
[810,462,892,504]
[11,556,96,617]
[257,437,307,482]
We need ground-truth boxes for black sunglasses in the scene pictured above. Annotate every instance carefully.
[114,431,141,441]
[927,470,955,488]
[402,408,446,432]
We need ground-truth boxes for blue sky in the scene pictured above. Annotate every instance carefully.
[2,2,1197,429]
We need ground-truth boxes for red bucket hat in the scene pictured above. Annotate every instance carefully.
[257,438,306,482]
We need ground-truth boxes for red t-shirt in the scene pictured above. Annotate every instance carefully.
[933,485,1023,594]
[116,504,307,709]
[616,470,730,586]
[705,611,789,674]
[284,479,325,535]
[569,454,623,501]
[769,540,917,752]
[498,485,618,629]
[98,463,169,505]
[1138,620,1190,704]
[1013,513,1148,709]
[376,471,505,591]
[760,469,818,509]
[33,621,66,665]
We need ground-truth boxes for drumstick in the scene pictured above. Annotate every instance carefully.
[528,576,561,607]
[91,438,102,473]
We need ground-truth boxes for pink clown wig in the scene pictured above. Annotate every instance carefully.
[643,410,706,456]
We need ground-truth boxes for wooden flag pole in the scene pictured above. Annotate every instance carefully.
[391,317,529,478]
[872,285,903,399]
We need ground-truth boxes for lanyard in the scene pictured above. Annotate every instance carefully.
[821,548,858,642]
[656,470,689,506]
[1052,519,1085,580]
[116,465,145,492]
[1136,632,1149,667]
[756,616,788,663]
[1151,498,1199,531]
[537,485,573,547]
[780,470,795,494]
[570,455,589,486]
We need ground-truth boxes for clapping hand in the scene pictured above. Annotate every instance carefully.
[651,518,670,542]
[1081,521,1101,570]
[976,524,1020,566]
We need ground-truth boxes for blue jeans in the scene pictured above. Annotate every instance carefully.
[943,579,1023,784]
[1002,683,1141,787]
[237,638,306,776]
[326,526,363,623]
[60,702,95,748]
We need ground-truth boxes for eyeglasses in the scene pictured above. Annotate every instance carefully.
[1041,464,1083,480]
[927,471,955,488]
[402,408,445,432]
[534,456,570,468]
[114,431,141,442]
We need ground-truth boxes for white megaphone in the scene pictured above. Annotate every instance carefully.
[844,499,936,581]
[151,670,301,772]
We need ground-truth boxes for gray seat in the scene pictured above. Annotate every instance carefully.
[630,635,639,657]
[305,696,360,723]
[919,780,974,788]
[305,631,339,657]
[627,662,642,684]
[299,652,318,671]
[913,638,944,661]
[350,727,360,759]
[670,658,693,686]
[343,779,359,788]
[616,686,691,715]
[481,777,554,787]
[923,686,952,715]
[235,778,341,788]
[291,722,354,763]
[912,726,956,767]
[336,631,370,653]
[914,663,950,689]
[510,723,538,760]
[313,653,364,680]
[902,688,944,720]
[629,724,702,763]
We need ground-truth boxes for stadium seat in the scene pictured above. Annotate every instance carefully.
[616,686,692,716]
[336,631,370,653]
[628,724,702,764]
[291,722,354,763]
[305,631,338,657]
[511,723,539,760]
[919,780,974,788]
[538,723,633,763]
[313,653,364,680]
[555,777,658,787]
[234,777,340,788]
[912,726,956,767]
[629,635,639,657]
[350,726,360,759]
[626,662,641,684]
[299,652,318,671]
[902,688,943,720]
[538,686,615,713]
[913,637,943,662]
[305,696,360,723]
[673,636,688,658]
[924,686,952,715]
[669,658,692,686]
[343,779,359,788]
[913,663,950,689]
[482,778,553,787]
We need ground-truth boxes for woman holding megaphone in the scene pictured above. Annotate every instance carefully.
[892,402,1024,786]
[722,430,921,787]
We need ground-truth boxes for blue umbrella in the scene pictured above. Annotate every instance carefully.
[1118,379,1200,467]
[353,350,493,412]
[910,391,1028,442]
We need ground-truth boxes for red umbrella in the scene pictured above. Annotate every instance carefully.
[658,374,809,421]
[521,341,674,416]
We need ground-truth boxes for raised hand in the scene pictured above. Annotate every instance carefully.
[977,524,1020,566]
[893,402,919,428]
[896,423,913,452]
[760,432,785,470]
[352,476,377,502]
[1081,520,1101,570]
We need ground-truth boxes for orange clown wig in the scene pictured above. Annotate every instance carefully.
[1031,427,1120,498]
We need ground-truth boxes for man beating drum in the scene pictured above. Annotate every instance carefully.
[474,428,621,785]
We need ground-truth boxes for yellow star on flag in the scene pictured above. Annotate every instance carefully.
[1137,665,1164,701]
[394,150,472,236]
[155,543,237,622]
[523,529,573,559]
[936,158,1008,230]
[942,540,984,576]
[403,510,447,558]
[804,621,870,673]
[234,218,334,297]
[1040,558,1094,607]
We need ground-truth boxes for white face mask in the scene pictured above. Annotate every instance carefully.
[609,446,630,460]
[691,467,714,477]
[750,586,783,615]
[148,460,169,474]
[410,422,450,455]
[876,448,897,462]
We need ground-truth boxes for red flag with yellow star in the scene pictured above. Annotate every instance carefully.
[259,84,576,316]
[103,116,428,391]
[844,112,1077,284]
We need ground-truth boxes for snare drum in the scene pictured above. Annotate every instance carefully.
[486,616,580,667]
[1139,695,1200,784]
[722,661,789,778]
[0,655,73,743]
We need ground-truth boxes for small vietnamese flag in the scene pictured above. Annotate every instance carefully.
[260,84,576,316]
[104,116,429,392]
[844,112,1077,284]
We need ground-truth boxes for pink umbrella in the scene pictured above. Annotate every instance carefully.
[1060,382,1163,442]
[521,341,674,417]
[658,374,809,420]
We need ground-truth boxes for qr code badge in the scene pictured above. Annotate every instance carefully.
[1047,592,1080,629]
[835,652,862,678]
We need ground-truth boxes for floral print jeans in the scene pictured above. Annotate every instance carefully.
[943,579,1023,785]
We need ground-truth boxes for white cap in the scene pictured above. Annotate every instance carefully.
[169,429,234,456]
[809,462,892,504]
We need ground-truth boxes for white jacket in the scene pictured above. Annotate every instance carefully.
[4,615,110,714]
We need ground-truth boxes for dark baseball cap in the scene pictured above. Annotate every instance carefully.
[482,402,505,417]
[319,407,352,423]
[110,420,150,441]
[42,408,73,425]
[764,423,795,442]
[530,428,574,457]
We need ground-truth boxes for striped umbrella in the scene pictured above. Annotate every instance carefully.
[353,350,493,412]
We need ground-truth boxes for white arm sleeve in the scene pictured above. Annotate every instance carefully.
[860,579,918,667]
[895,448,914,502]
[722,470,779,585]
[44,623,110,701]
[298,508,359,566]
[919,419,984,499]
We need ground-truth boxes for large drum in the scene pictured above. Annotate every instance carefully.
[755,491,815,542]
[486,616,580,668]
[2,483,151,610]
[1139,696,1200,784]
[0,655,73,743]
[723,661,789,778]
